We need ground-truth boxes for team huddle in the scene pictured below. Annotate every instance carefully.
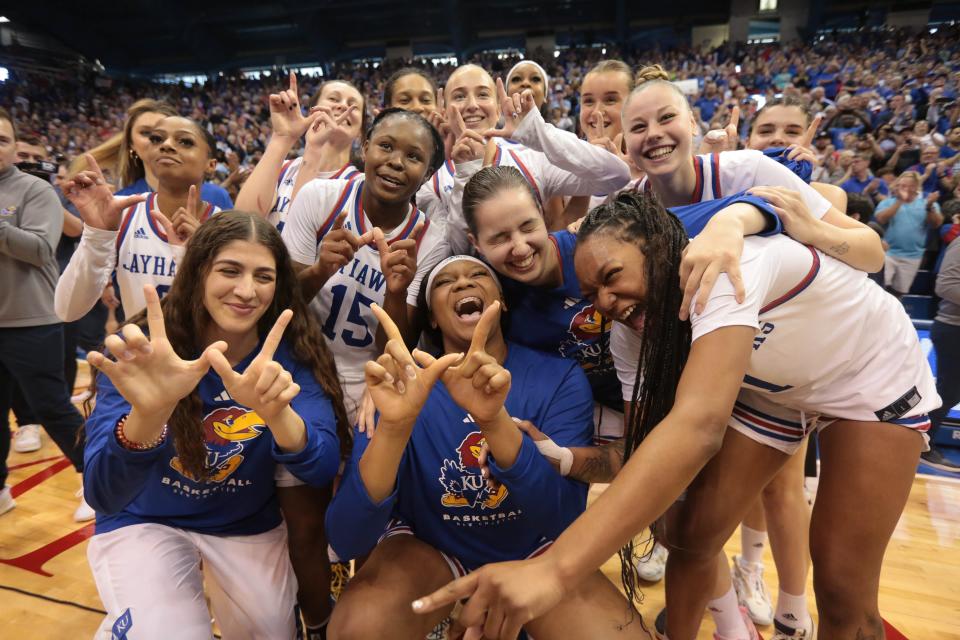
[13,58,939,640]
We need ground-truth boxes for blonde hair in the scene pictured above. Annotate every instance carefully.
[898,170,922,186]
[585,60,635,91]
[625,64,689,113]
[69,99,177,187]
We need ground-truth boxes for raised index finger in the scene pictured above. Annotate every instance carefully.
[187,184,198,218]
[728,105,740,133]
[84,153,105,182]
[371,303,405,345]
[143,284,167,341]
[259,309,293,361]
[801,114,823,149]
[468,300,501,354]
[495,77,511,113]
[289,70,298,96]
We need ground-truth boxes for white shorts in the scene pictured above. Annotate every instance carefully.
[274,464,305,488]
[729,388,932,455]
[87,523,297,640]
[378,518,552,577]
[883,254,922,293]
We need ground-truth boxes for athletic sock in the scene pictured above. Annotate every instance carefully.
[708,586,750,639]
[740,525,767,565]
[775,589,811,631]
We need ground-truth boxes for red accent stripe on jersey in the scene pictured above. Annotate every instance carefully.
[200,203,215,222]
[389,209,421,245]
[143,193,169,242]
[445,159,455,176]
[330,162,352,179]
[276,159,295,188]
[492,145,503,167]
[315,180,360,243]
[508,149,543,204]
[115,202,139,250]
[691,156,704,203]
[711,153,722,198]
[353,182,367,236]
[760,246,820,314]
[432,171,441,198]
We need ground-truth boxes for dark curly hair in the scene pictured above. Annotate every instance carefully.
[576,191,692,606]
[106,211,351,479]
[366,107,446,178]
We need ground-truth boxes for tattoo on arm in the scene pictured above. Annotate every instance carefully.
[828,241,850,256]
[571,440,625,484]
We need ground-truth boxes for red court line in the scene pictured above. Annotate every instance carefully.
[883,619,909,639]
[10,458,73,498]
[8,455,65,471]
[0,523,95,577]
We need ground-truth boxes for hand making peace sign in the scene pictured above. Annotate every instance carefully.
[86,285,227,416]
[205,308,301,421]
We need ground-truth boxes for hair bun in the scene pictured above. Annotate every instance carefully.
[635,64,669,85]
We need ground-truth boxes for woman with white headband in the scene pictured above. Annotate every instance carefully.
[324,256,649,639]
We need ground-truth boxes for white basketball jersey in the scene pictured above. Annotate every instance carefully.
[282,178,447,409]
[269,159,360,231]
[114,193,219,316]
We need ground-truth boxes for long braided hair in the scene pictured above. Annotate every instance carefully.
[576,191,692,606]
[113,212,351,479]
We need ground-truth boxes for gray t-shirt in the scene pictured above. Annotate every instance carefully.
[936,238,960,326]
[0,165,63,327]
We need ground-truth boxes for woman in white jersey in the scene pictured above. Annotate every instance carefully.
[282,108,448,421]
[417,63,631,254]
[56,115,221,322]
[236,72,365,231]
[415,190,939,640]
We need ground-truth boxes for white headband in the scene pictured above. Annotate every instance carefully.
[506,60,550,92]
[425,255,502,310]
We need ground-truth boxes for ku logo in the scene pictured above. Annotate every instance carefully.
[0,205,16,218]
[170,406,265,483]
[566,304,610,343]
[439,431,508,509]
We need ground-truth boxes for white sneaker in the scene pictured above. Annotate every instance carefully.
[731,554,774,626]
[636,541,669,582]
[0,486,15,515]
[13,424,42,453]
[74,487,95,522]
[771,616,816,639]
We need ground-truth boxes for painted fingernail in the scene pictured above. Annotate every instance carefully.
[405,365,417,379]
[412,599,424,611]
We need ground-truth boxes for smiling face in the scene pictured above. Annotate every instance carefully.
[148,116,215,186]
[428,259,504,351]
[748,105,809,151]
[362,116,434,205]
[388,73,437,115]
[203,239,277,341]
[445,65,499,132]
[508,63,547,108]
[574,233,647,332]
[623,83,698,180]
[469,186,551,284]
[129,111,169,160]
[312,81,364,140]
[580,70,631,138]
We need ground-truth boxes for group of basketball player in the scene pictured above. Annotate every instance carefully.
[33,56,939,640]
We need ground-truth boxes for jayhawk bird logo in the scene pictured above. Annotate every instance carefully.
[438,431,508,509]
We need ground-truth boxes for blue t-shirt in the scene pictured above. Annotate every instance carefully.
[841,175,889,197]
[84,338,340,536]
[878,195,937,259]
[326,343,593,570]
[500,194,782,411]
[116,178,234,210]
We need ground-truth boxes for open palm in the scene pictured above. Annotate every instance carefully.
[87,285,225,415]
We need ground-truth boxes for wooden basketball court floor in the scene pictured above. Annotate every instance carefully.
[2,363,959,639]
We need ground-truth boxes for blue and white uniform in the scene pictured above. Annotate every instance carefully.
[502,194,782,440]
[54,193,221,321]
[269,158,360,231]
[612,234,940,454]
[84,338,341,639]
[325,343,593,573]
[116,178,234,211]
[418,109,631,254]
[282,177,447,419]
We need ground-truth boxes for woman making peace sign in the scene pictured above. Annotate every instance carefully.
[325,257,649,639]
[82,212,349,640]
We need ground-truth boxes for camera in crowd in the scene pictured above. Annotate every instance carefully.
[15,159,57,182]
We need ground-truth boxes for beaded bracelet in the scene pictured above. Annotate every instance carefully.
[115,414,168,451]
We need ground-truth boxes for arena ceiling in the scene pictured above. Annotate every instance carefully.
[4,1,733,73]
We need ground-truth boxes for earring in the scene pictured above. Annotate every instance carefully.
[129,149,139,164]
